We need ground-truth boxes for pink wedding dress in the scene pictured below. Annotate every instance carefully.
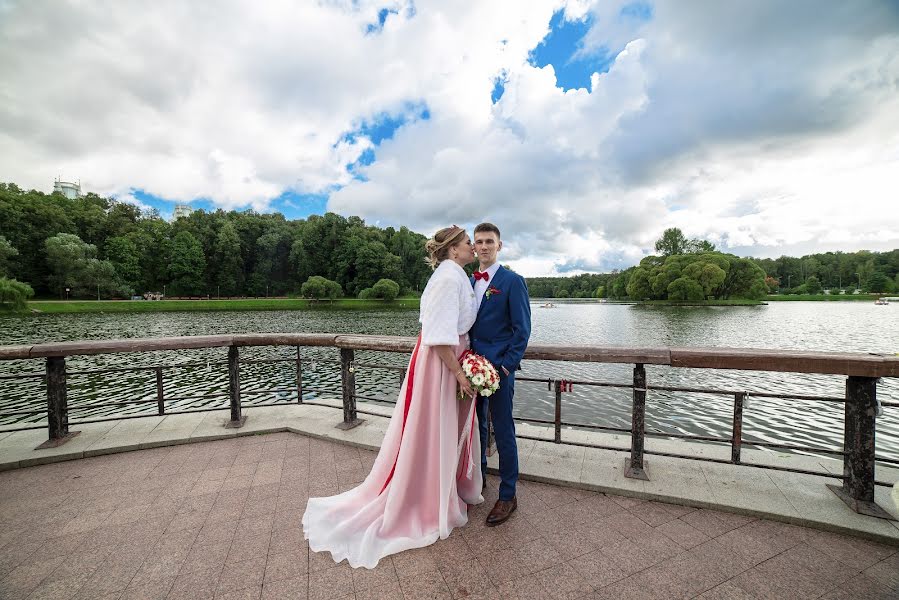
[302,261,483,569]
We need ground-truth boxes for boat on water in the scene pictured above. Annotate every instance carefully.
[875,298,890,305]
[540,302,556,308]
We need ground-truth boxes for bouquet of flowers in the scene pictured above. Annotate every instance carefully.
[457,349,500,399]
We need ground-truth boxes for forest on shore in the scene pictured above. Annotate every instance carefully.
[1,183,897,308]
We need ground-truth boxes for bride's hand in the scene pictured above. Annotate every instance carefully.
[455,370,474,398]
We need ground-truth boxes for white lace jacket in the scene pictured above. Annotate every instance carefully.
[419,260,477,346]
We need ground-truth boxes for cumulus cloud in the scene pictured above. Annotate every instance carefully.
[1,0,897,274]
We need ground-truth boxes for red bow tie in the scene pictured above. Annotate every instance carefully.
[474,271,489,282]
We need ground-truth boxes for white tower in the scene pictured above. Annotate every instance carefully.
[173,204,194,220]
[53,177,82,199]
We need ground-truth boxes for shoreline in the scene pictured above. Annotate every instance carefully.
[4,293,889,314]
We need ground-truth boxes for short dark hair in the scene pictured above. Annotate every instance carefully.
[474,222,501,239]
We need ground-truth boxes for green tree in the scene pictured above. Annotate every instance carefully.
[370,278,400,301]
[667,277,705,302]
[105,236,141,291]
[865,271,890,293]
[654,228,689,256]
[44,233,123,298]
[45,233,96,297]
[687,239,717,254]
[626,268,652,299]
[213,221,243,296]
[168,231,206,296]
[0,235,17,276]
[683,261,727,297]
[0,277,33,310]
[805,276,823,295]
[301,275,343,299]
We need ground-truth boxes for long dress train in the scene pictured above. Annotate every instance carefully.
[301,333,483,569]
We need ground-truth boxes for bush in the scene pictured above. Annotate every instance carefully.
[0,277,34,310]
[301,276,343,299]
[358,288,373,299]
[667,277,705,302]
[370,278,400,301]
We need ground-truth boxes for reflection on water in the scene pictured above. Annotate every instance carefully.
[1,302,897,461]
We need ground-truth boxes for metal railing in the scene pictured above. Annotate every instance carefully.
[0,334,897,520]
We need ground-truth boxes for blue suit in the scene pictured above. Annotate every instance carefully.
[469,266,531,501]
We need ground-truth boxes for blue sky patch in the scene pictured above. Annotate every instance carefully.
[620,2,653,22]
[120,188,329,221]
[341,101,429,177]
[366,8,396,35]
[491,71,508,104]
[529,6,650,92]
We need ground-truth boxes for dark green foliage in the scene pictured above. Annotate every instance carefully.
[301,276,343,299]
[0,182,431,299]
[370,278,400,301]
[0,277,34,310]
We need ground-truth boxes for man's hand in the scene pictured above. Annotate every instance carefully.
[501,366,510,377]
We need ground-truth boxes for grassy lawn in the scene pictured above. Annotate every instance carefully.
[765,294,882,301]
[22,297,421,314]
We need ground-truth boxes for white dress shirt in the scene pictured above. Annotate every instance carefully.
[419,260,478,346]
[473,262,501,311]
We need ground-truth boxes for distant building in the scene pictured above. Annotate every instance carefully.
[173,204,194,220]
[53,178,82,199]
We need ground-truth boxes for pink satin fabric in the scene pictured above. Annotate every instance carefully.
[302,334,483,569]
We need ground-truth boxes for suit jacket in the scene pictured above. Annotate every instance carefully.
[469,266,532,372]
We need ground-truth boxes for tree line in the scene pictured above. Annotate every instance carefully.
[2,183,897,307]
[0,183,433,302]
[528,228,899,300]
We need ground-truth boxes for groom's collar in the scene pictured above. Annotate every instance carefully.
[476,262,501,279]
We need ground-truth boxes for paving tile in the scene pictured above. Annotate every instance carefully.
[216,585,262,600]
[355,580,404,600]
[260,575,308,600]
[863,551,899,593]
[534,562,594,600]
[397,568,451,600]
[264,550,308,583]
[217,558,266,594]
[392,546,439,578]
[654,517,711,549]
[120,574,176,600]
[307,563,354,600]
[805,529,897,571]
[226,533,270,564]
[818,572,898,600]
[166,566,221,600]
[352,556,398,592]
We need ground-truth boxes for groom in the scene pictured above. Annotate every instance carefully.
[470,222,531,526]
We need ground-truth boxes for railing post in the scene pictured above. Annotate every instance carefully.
[827,376,890,518]
[225,346,246,428]
[731,392,745,464]
[337,348,363,430]
[37,356,80,449]
[625,363,649,480]
[155,367,165,415]
[295,346,303,404]
[554,380,562,443]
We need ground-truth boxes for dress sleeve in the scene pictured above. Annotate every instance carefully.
[420,273,461,346]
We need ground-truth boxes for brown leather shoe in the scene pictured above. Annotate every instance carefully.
[485,497,517,527]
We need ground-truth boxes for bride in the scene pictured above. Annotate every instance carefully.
[302,225,484,569]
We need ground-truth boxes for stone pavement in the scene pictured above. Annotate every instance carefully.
[0,430,898,600]
[2,403,898,545]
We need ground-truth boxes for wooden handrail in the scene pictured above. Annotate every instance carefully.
[1,334,896,377]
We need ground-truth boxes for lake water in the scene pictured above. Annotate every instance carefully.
[1,302,897,462]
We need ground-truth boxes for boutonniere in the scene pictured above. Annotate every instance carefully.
[485,286,501,299]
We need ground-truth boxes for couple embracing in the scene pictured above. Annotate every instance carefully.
[302,222,531,569]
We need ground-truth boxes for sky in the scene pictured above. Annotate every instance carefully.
[1,0,898,275]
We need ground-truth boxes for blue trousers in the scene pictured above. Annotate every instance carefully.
[477,370,518,501]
